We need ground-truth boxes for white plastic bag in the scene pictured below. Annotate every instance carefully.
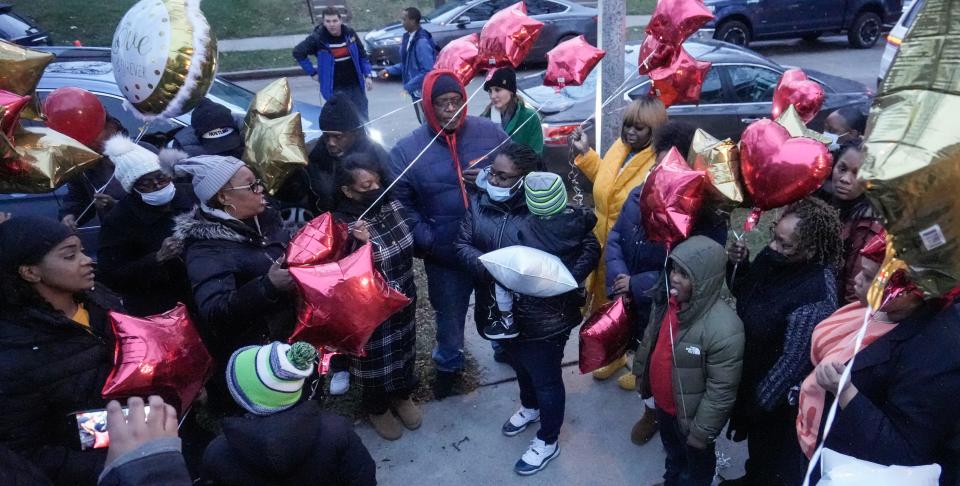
[818,448,940,486]
[479,246,577,298]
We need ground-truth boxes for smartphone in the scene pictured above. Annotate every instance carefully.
[74,406,150,451]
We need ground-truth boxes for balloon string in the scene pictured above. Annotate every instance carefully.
[134,120,153,144]
[357,99,423,130]
[465,103,548,170]
[567,145,585,207]
[74,175,116,226]
[729,230,746,289]
[357,84,486,221]
[662,249,690,422]
[577,68,641,130]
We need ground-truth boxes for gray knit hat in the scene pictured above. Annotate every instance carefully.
[525,171,567,217]
[173,155,246,203]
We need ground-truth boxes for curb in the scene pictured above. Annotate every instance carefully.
[219,67,305,81]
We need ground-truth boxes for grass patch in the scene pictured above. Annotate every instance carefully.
[218,49,299,72]
[627,0,657,15]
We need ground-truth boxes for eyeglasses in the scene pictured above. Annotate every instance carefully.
[133,173,172,192]
[484,166,522,185]
[225,179,265,193]
[433,98,464,110]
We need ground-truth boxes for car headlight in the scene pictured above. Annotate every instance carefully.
[378,36,402,46]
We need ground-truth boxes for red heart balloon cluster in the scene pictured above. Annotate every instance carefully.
[739,119,832,211]
[435,33,481,87]
[771,68,825,124]
[639,0,715,106]
[478,2,544,69]
[544,35,606,91]
[285,212,349,267]
[640,147,707,247]
[101,304,214,412]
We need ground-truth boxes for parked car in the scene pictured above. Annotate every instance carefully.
[519,39,873,178]
[1,47,325,259]
[701,0,903,48]
[878,0,922,86]
[0,3,51,46]
[364,0,597,70]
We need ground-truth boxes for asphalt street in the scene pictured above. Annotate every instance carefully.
[237,35,884,149]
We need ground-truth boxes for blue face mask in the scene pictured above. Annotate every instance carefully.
[477,167,523,202]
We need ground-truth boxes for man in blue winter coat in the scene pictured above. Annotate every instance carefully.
[379,7,436,123]
[293,7,374,119]
[390,70,509,398]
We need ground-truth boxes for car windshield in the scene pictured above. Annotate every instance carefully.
[207,78,255,109]
[0,12,34,38]
[426,0,468,23]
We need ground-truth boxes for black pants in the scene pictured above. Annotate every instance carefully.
[657,408,716,486]
[504,333,569,444]
[742,404,808,486]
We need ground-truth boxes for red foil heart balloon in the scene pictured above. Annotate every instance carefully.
[739,119,832,210]
[285,212,349,267]
[101,304,214,412]
[434,33,480,87]
[579,296,633,374]
[648,48,712,108]
[544,35,605,91]
[645,0,715,47]
[640,146,707,247]
[478,2,545,69]
[771,68,825,124]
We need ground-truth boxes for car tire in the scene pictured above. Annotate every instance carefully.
[848,11,882,48]
[801,31,823,42]
[715,20,751,47]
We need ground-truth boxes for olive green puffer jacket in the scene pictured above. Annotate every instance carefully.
[633,235,745,445]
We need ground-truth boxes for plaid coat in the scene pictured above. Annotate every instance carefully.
[335,198,417,393]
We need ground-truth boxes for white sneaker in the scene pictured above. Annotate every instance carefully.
[514,438,560,475]
[502,407,540,436]
[329,371,350,395]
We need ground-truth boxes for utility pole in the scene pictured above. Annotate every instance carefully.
[595,0,626,154]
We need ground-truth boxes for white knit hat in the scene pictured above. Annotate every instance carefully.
[103,135,162,192]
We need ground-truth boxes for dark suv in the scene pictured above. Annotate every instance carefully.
[703,0,903,48]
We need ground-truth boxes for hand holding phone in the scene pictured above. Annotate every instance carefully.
[105,396,179,467]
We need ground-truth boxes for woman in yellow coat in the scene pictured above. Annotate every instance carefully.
[570,97,667,379]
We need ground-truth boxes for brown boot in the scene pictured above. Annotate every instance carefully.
[592,354,628,380]
[391,397,422,430]
[369,410,403,440]
[630,405,659,445]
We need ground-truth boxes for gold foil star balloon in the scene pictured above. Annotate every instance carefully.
[776,104,832,144]
[242,112,308,196]
[687,129,744,204]
[860,0,960,297]
[0,40,54,120]
[245,78,293,128]
[0,127,101,193]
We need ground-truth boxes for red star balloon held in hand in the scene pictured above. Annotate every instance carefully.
[290,243,411,356]
[649,48,712,107]
[771,68,825,123]
[478,2,544,69]
[101,304,214,412]
[434,33,481,87]
[645,0,715,47]
[640,147,706,247]
[286,212,349,267]
[544,35,605,91]
[0,90,30,142]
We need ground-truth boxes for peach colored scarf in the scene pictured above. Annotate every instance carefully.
[796,302,897,458]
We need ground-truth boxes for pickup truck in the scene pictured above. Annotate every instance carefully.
[703,0,903,48]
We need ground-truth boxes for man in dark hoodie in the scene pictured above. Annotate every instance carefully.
[293,7,373,120]
[380,7,436,123]
[390,70,510,398]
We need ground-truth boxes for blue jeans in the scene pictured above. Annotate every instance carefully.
[504,333,569,444]
[424,261,473,372]
[657,408,716,486]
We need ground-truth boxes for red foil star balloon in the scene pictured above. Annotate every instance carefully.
[285,212,349,267]
[649,48,712,108]
[0,89,30,142]
[435,33,481,87]
[579,296,633,374]
[645,0,715,47]
[640,147,706,247]
[739,119,832,211]
[544,35,605,91]
[478,2,545,69]
[289,243,411,356]
[637,36,677,75]
[101,304,214,412]
[771,68,825,123]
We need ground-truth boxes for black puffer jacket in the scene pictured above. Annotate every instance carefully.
[0,288,121,486]
[455,192,600,341]
[173,206,294,361]
[98,184,197,317]
[200,401,376,486]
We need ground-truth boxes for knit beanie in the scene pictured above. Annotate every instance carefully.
[431,73,462,102]
[173,155,245,204]
[226,341,318,416]
[320,94,362,132]
[103,135,162,192]
[483,67,517,94]
[0,216,74,273]
[524,171,567,217]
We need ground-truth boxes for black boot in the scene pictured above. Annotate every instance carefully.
[432,370,458,400]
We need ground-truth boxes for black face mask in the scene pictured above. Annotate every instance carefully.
[356,187,386,207]
[756,246,790,267]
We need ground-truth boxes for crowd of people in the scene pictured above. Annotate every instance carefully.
[3,6,960,486]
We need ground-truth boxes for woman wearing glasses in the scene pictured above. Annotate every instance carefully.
[172,155,296,365]
[98,135,198,317]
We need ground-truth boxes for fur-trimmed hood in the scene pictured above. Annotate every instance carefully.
[173,206,251,244]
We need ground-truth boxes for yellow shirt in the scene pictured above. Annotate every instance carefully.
[72,304,90,328]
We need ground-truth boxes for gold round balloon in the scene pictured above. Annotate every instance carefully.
[111,0,218,119]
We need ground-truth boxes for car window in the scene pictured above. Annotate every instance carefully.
[426,0,468,23]
[460,0,509,21]
[727,65,781,103]
[207,79,255,110]
[0,12,33,39]
[527,0,568,15]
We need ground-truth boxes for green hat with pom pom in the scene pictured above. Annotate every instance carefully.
[226,341,318,416]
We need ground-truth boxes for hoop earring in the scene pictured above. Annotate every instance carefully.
[225,203,238,216]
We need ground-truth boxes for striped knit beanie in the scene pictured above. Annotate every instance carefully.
[226,341,318,416]
[524,171,567,217]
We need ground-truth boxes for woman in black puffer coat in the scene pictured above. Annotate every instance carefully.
[455,143,599,475]
[0,216,121,486]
